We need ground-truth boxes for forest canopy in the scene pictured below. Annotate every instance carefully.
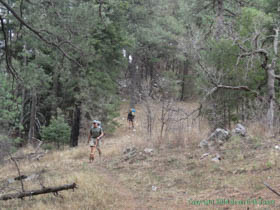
[0,0,279,146]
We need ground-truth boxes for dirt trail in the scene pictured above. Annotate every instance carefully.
[86,106,190,210]
[87,126,165,209]
[88,134,188,209]
[91,164,142,210]
[87,123,147,209]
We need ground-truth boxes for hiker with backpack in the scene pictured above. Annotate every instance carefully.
[127,108,135,129]
[88,120,104,163]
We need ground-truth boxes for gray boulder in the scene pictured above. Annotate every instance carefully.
[144,148,154,155]
[200,153,210,160]
[211,154,222,163]
[233,123,246,137]
[123,146,136,155]
[199,128,230,149]
[123,147,137,161]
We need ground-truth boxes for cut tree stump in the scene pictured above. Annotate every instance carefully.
[0,183,77,200]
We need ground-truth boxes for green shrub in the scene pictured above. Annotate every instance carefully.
[41,114,70,149]
[42,143,55,151]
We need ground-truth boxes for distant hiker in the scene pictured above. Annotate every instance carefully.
[88,120,104,163]
[127,108,135,129]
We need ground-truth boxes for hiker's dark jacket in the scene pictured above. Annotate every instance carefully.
[127,112,134,121]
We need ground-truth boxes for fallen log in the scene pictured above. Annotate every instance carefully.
[264,182,280,197]
[0,183,76,200]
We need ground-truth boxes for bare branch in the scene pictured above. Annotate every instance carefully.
[205,86,218,98]
[0,0,83,68]
[272,73,280,81]
[261,35,275,48]
[264,182,280,197]
[8,154,25,193]
[217,85,257,93]
[253,33,261,49]
[236,49,268,68]
[273,27,279,55]
[205,84,261,100]
[172,104,202,122]
[0,15,21,80]
[235,40,248,52]
[224,8,236,17]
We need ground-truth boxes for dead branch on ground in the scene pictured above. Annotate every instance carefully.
[0,183,77,200]
[264,182,280,197]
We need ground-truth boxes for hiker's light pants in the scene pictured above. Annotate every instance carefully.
[89,138,99,147]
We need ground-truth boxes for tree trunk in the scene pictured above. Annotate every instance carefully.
[21,43,27,138]
[267,27,279,130]
[149,62,154,96]
[215,0,224,39]
[180,60,189,101]
[20,87,26,138]
[70,102,81,147]
[129,56,136,108]
[228,106,231,129]
[28,88,37,144]
[51,69,59,118]
[267,63,275,130]
[146,101,152,138]
[160,100,165,140]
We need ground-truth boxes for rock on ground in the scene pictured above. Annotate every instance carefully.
[144,148,153,155]
[199,128,230,149]
[233,123,246,137]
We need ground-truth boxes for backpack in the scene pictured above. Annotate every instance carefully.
[97,121,102,129]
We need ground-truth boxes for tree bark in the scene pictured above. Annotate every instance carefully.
[20,87,26,137]
[267,63,275,129]
[128,55,136,108]
[70,102,81,147]
[28,88,37,144]
[180,60,189,101]
[266,27,279,130]
[145,101,152,138]
[215,0,224,39]
[51,70,59,118]
[149,61,154,97]
[0,183,76,200]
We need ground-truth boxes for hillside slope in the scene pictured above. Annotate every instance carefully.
[1,102,280,210]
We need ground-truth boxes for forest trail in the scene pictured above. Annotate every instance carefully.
[84,103,280,210]
[88,164,142,210]
[88,139,187,210]
[86,123,160,210]
[84,105,191,210]
[80,109,145,209]
[0,103,193,210]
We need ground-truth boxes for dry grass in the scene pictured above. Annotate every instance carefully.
[0,145,127,210]
[5,172,116,210]
[102,105,280,209]
[120,101,210,150]
[247,122,270,138]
